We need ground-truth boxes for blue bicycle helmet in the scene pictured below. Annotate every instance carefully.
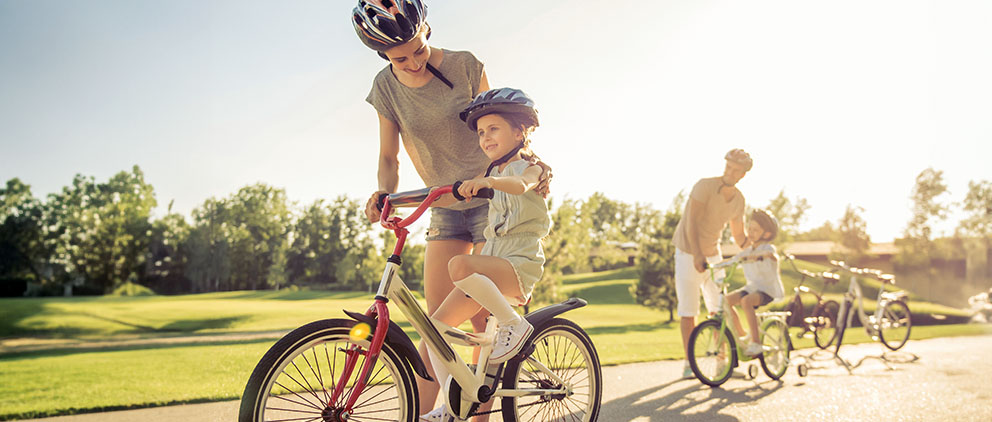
[460,87,539,132]
[351,0,428,53]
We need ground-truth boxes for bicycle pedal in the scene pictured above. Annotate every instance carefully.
[509,342,536,363]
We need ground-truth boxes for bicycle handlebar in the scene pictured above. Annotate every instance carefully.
[829,259,895,284]
[378,184,495,230]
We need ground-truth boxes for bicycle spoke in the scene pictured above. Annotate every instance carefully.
[270,392,324,412]
[265,415,323,422]
[273,380,323,411]
[291,360,324,406]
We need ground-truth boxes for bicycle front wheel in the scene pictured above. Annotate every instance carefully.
[501,318,602,422]
[688,319,736,387]
[759,318,790,380]
[239,319,418,422]
[879,300,912,351]
[812,300,840,349]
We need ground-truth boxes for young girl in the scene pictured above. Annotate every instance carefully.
[421,87,551,421]
[725,209,785,356]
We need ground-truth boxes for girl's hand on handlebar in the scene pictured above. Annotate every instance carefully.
[457,177,493,201]
[365,190,387,222]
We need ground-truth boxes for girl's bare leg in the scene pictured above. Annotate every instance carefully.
[725,292,747,338]
[743,294,762,340]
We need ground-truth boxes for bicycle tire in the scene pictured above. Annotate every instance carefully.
[687,319,737,387]
[879,300,912,351]
[501,318,602,422]
[812,300,840,349]
[759,318,789,380]
[239,318,418,422]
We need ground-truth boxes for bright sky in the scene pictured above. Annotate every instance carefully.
[1,0,990,242]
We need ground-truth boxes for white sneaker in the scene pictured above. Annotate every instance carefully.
[745,342,763,356]
[420,404,454,422]
[682,361,694,379]
[490,317,533,363]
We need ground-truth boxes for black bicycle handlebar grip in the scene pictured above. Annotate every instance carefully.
[451,181,495,201]
[375,192,389,212]
[702,262,709,270]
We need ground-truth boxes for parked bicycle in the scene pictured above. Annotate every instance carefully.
[782,254,841,349]
[830,260,912,354]
[687,255,802,387]
[239,184,603,422]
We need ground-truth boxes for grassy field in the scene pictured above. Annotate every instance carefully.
[1,265,989,419]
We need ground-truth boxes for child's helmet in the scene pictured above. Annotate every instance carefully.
[351,0,428,53]
[460,87,539,131]
[750,209,779,241]
[725,148,753,171]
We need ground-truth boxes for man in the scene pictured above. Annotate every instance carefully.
[672,148,753,378]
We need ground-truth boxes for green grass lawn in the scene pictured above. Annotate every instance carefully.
[1,264,989,419]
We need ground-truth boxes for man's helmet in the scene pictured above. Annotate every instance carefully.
[351,0,428,53]
[725,148,753,171]
[460,87,539,132]
[750,209,779,242]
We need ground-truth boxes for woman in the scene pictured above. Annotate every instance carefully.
[352,1,546,418]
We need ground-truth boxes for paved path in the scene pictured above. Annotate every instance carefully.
[20,335,992,422]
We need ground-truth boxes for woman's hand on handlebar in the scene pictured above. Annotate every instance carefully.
[365,190,388,222]
[456,177,494,201]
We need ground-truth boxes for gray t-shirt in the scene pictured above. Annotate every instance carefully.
[366,49,490,210]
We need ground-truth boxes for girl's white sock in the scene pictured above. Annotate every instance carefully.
[453,272,520,324]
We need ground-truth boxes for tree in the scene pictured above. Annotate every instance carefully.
[43,167,157,293]
[633,192,684,321]
[145,202,191,294]
[830,205,871,265]
[186,184,292,291]
[896,168,950,269]
[765,190,811,246]
[185,198,233,292]
[0,179,50,293]
[958,180,992,238]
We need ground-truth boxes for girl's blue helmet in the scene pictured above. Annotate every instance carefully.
[460,87,539,131]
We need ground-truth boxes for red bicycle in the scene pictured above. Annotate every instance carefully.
[239,183,603,422]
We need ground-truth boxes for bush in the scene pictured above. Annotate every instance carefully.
[110,282,156,296]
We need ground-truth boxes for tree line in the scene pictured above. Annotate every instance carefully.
[2,166,990,312]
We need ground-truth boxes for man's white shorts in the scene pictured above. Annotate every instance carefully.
[674,248,724,317]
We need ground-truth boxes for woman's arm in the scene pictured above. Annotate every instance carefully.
[364,113,402,222]
[478,69,491,93]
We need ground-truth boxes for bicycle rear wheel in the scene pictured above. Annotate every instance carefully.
[812,300,840,349]
[239,319,418,422]
[688,319,736,387]
[759,318,789,380]
[501,318,602,422]
[879,300,912,351]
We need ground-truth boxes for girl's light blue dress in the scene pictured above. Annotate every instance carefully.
[480,159,552,304]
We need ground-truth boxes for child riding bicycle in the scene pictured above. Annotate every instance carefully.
[421,87,552,422]
[724,209,785,356]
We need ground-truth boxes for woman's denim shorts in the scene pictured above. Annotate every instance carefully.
[426,203,489,244]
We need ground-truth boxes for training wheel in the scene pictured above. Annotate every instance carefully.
[747,363,759,380]
[798,363,809,377]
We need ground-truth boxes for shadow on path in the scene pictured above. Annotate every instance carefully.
[600,376,784,421]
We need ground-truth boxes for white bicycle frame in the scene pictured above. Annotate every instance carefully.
[375,262,572,420]
[835,270,906,339]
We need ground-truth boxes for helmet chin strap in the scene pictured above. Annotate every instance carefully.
[484,142,524,177]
